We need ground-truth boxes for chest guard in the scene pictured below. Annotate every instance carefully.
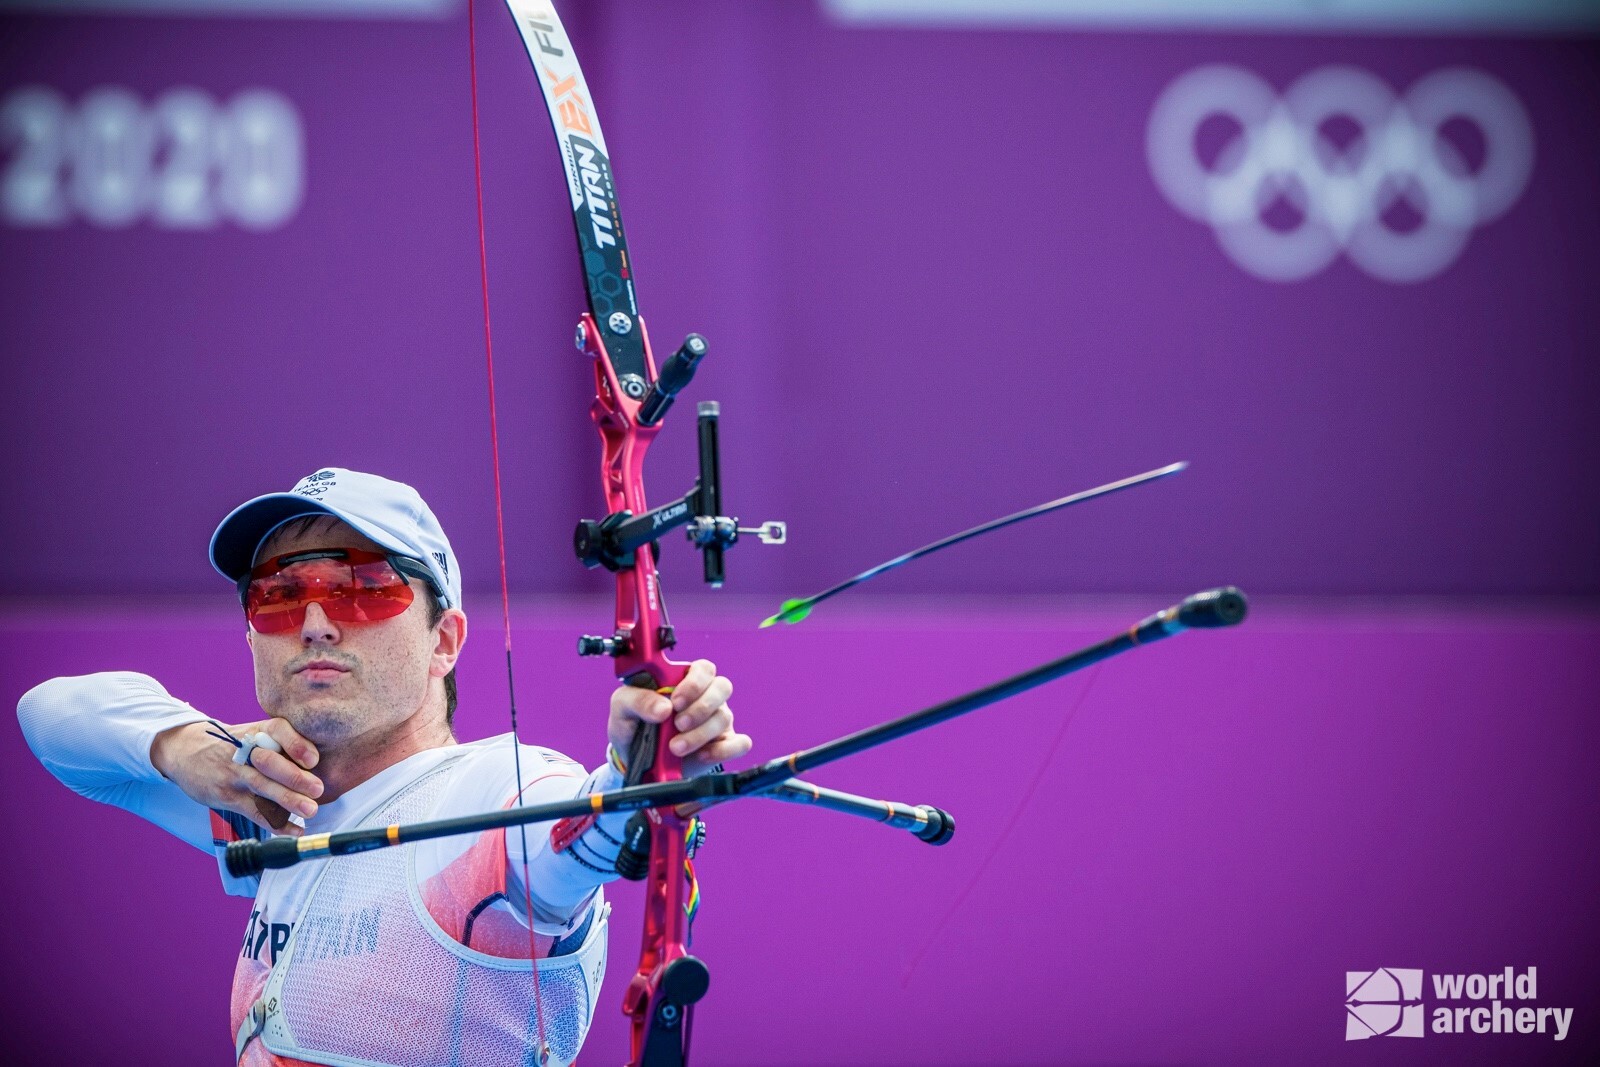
[241,759,609,1067]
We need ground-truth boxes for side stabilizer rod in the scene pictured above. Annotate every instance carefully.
[760,779,956,845]
[674,776,956,845]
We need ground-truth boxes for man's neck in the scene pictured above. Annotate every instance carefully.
[313,710,455,804]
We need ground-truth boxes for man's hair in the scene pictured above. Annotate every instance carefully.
[256,515,458,727]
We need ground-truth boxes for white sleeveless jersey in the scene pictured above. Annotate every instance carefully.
[222,738,615,1067]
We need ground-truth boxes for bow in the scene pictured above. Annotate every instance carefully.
[475,2,772,1062]
[226,4,1249,1065]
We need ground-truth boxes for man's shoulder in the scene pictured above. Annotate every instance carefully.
[448,734,588,780]
[418,735,588,820]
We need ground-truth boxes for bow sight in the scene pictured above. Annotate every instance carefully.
[572,332,787,662]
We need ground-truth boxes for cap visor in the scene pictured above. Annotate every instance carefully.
[209,494,421,583]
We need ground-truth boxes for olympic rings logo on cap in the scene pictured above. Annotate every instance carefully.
[1145,65,1534,283]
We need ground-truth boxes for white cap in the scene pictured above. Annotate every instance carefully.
[209,467,462,609]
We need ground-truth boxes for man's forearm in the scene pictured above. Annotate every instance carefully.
[18,671,213,848]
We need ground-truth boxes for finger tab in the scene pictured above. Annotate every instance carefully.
[233,731,283,767]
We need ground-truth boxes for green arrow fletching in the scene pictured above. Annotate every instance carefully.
[760,598,813,628]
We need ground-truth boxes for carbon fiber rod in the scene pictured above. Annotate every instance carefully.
[675,776,956,845]
[759,779,956,844]
[731,586,1247,795]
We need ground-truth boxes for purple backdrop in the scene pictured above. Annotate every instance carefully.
[2,1,1598,1065]
[2,602,1597,1064]
[1,3,1596,599]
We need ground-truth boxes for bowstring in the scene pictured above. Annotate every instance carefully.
[467,0,550,1060]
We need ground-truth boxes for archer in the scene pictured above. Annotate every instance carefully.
[16,466,750,1066]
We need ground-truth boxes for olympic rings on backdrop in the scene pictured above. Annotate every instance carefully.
[1145,65,1534,283]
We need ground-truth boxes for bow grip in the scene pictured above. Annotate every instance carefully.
[613,665,688,880]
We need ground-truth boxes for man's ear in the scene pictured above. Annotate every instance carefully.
[431,609,467,679]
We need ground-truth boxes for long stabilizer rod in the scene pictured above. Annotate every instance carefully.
[224,587,1245,878]
[738,585,1245,791]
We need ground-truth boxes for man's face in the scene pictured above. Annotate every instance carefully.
[246,517,458,747]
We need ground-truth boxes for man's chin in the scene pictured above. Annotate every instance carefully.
[276,701,364,746]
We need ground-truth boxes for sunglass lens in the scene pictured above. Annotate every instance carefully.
[319,585,415,624]
[248,603,306,634]
[245,554,416,633]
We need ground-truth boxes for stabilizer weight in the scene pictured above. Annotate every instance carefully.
[615,811,652,880]
[225,837,301,878]
[913,805,956,845]
[638,955,711,1066]
[660,955,711,1009]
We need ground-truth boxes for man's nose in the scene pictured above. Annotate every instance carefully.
[300,601,341,643]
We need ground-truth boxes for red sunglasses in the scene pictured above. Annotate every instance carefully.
[239,547,437,634]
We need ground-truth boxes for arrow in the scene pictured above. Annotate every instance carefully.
[761,461,1188,627]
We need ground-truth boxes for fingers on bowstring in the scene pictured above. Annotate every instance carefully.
[249,744,325,803]
[236,759,319,823]
[255,717,320,769]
